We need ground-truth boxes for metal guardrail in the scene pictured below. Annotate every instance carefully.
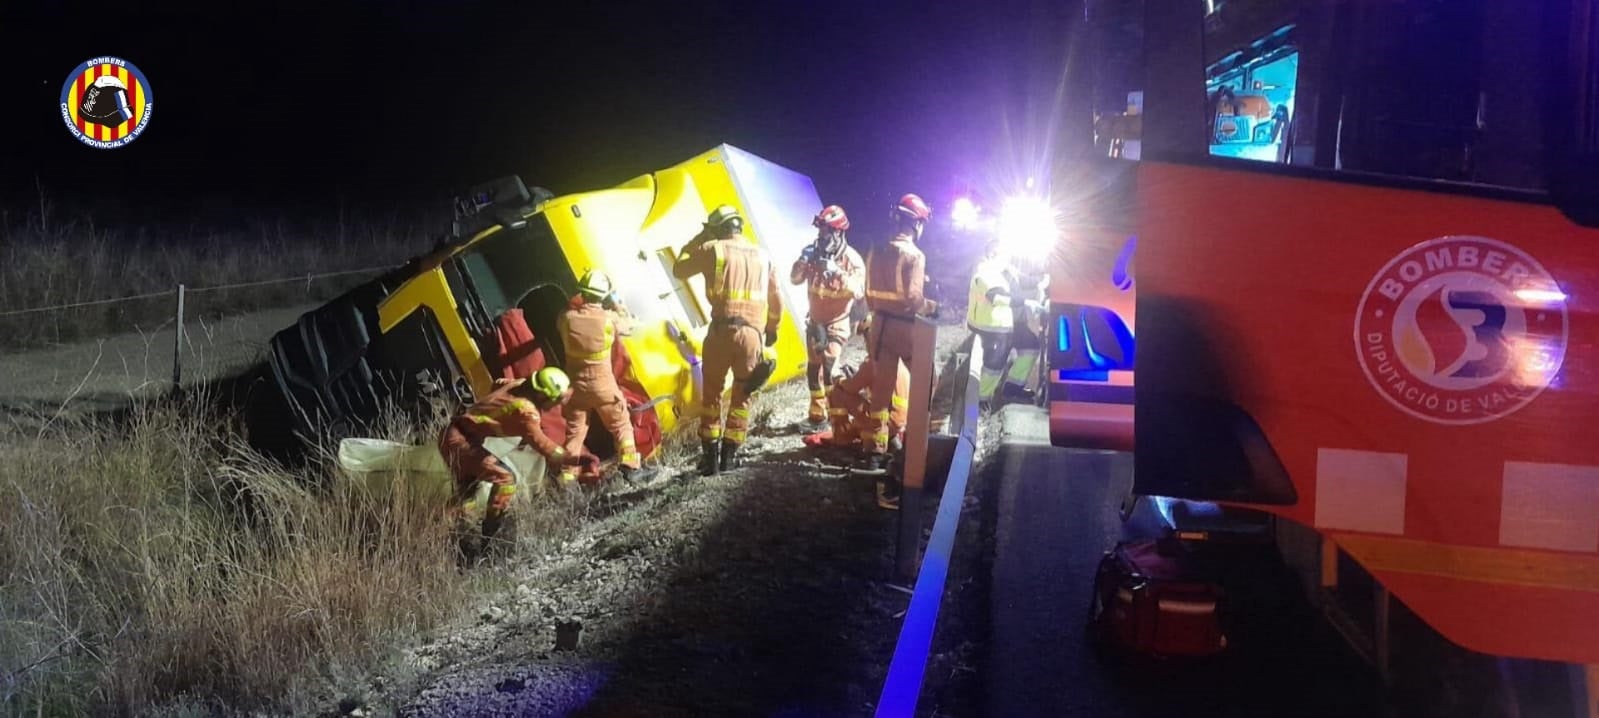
[876,324,983,717]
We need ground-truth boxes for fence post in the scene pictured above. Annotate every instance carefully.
[895,318,940,584]
[172,283,185,391]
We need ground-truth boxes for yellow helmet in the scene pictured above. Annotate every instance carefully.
[578,270,614,302]
[531,367,570,402]
[705,204,744,235]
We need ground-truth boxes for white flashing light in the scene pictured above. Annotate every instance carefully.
[951,197,980,230]
[996,195,1060,253]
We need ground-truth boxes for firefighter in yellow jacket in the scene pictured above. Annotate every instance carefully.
[558,270,649,484]
[968,238,1016,404]
[860,193,939,506]
[791,204,865,425]
[674,205,784,476]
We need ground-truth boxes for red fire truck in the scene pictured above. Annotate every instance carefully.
[1050,0,1599,712]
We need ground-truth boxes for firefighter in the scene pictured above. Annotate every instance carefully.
[800,315,910,452]
[1003,268,1050,401]
[558,270,650,484]
[968,238,1016,405]
[860,193,939,508]
[930,238,1024,430]
[825,331,910,450]
[791,204,865,426]
[673,204,784,476]
[438,368,584,551]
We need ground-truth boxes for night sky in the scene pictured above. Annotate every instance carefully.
[0,1,1085,235]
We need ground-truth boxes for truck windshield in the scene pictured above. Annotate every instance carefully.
[454,214,576,319]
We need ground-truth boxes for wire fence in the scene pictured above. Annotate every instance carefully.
[0,266,392,412]
[0,267,387,320]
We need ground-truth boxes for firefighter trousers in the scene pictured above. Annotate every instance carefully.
[864,314,926,455]
[973,329,1013,401]
[827,383,865,445]
[829,368,907,446]
[1006,318,1041,392]
[701,322,762,444]
[930,329,1010,424]
[805,316,850,422]
[438,424,517,520]
[563,375,639,474]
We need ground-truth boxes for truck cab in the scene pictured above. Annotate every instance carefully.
[256,145,823,461]
[1047,0,1599,706]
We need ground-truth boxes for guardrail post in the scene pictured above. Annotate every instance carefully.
[172,283,185,392]
[895,318,940,584]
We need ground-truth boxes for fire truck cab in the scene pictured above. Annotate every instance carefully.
[1050,0,1599,711]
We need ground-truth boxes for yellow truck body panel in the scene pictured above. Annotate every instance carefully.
[320,145,822,442]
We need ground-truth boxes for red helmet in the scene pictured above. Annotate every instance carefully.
[894,193,932,222]
[813,205,850,231]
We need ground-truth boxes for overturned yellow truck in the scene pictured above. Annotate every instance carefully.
[254,145,822,462]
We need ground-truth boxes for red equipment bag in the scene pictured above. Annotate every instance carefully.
[1091,538,1227,658]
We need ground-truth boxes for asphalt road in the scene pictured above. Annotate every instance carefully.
[984,405,1387,718]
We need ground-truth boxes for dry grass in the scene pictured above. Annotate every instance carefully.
[0,393,473,716]
[651,413,707,470]
[0,194,433,350]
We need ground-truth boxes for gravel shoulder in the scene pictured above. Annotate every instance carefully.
[382,323,977,717]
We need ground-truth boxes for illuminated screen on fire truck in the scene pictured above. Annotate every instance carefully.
[1206,28,1298,163]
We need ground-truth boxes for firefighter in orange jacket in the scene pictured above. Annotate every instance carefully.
[438,368,582,547]
[860,193,939,507]
[674,205,784,476]
[558,270,649,484]
[792,204,866,426]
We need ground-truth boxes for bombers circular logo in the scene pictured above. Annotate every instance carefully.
[59,57,153,149]
[1355,236,1568,425]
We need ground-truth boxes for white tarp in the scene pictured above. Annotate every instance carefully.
[336,436,545,510]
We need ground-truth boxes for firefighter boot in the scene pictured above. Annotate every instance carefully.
[719,440,744,473]
[698,440,722,477]
[619,463,657,484]
[875,477,902,511]
[852,452,890,476]
[478,509,517,560]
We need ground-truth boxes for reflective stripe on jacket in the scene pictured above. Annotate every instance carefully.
[455,383,567,462]
[674,233,783,334]
[967,257,1014,332]
[865,234,934,319]
[558,299,619,387]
